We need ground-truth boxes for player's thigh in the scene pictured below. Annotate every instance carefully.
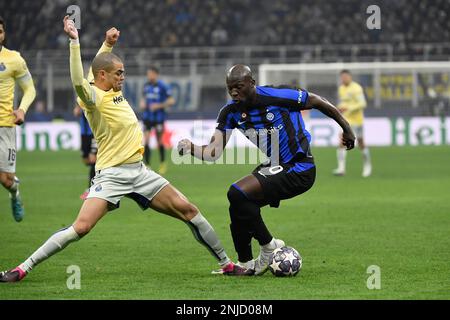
[0,127,17,176]
[87,166,134,211]
[337,132,345,147]
[233,174,265,202]
[80,134,91,160]
[351,125,364,146]
[143,121,153,141]
[73,198,109,236]
[149,184,198,222]
[252,163,316,208]
[155,123,164,145]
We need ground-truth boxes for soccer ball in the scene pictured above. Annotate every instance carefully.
[268,246,302,277]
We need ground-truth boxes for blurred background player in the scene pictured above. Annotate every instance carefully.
[0,16,36,222]
[73,104,97,200]
[140,66,175,174]
[334,69,372,177]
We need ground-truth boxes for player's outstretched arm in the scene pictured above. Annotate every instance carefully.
[178,129,230,161]
[87,27,120,83]
[306,93,356,150]
[64,16,94,107]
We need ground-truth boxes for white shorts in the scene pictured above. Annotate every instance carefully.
[87,161,170,211]
[351,125,364,140]
[0,127,17,173]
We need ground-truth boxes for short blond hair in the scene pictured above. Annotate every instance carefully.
[92,52,122,79]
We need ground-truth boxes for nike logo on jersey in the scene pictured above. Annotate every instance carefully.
[238,120,247,125]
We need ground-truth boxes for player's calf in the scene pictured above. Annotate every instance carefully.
[1,174,25,222]
[0,172,15,189]
[0,225,81,283]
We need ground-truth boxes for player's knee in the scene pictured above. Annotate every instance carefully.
[173,196,198,220]
[183,205,199,221]
[227,185,246,205]
[73,221,93,238]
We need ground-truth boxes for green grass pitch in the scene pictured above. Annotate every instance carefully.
[0,146,449,299]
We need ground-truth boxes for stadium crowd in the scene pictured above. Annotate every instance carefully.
[1,0,449,50]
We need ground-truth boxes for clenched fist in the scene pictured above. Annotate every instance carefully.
[105,27,120,47]
[177,139,192,156]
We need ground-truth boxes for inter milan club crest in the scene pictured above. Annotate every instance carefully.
[266,112,275,121]
[241,113,247,119]
[0,63,6,72]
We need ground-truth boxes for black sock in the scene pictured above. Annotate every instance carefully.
[144,145,151,165]
[159,145,165,163]
[229,219,253,262]
[228,186,273,261]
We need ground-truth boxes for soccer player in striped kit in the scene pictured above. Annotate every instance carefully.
[178,65,356,275]
[140,66,175,174]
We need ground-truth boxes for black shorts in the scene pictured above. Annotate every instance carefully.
[81,134,97,159]
[143,120,165,135]
[252,162,316,208]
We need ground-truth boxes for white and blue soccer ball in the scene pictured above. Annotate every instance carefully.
[268,246,302,277]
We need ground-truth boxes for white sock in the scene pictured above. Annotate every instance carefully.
[362,147,371,165]
[262,238,276,252]
[187,213,231,267]
[8,181,19,200]
[21,226,80,273]
[337,148,347,171]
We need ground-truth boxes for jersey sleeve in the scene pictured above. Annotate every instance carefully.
[14,54,36,113]
[215,105,236,132]
[70,41,97,110]
[259,85,309,109]
[13,54,30,79]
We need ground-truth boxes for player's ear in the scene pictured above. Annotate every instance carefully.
[98,70,106,80]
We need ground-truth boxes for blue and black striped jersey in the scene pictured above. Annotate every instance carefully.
[216,86,313,166]
[142,80,172,123]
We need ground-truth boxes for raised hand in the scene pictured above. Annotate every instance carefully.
[63,15,79,40]
[105,27,120,47]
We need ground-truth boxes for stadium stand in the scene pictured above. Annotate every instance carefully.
[1,0,449,120]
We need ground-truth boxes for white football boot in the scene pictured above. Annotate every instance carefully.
[252,238,285,275]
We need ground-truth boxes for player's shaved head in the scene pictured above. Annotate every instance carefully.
[92,52,123,79]
[226,64,254,82]
[226,64,256,104]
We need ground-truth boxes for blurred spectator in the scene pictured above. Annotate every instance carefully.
[28,101,52,122]
[1,0,447,50]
